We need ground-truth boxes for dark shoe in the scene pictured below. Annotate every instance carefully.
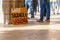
[45,20,50,22]
[37,20,43,22]
[31,17,35,20]
[29,13,30,14]
[28,16,34,19]
[31,16,34,18]
[28,17,35,19]
[28,17,30,19]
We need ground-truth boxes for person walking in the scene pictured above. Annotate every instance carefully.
[37,0,50,22]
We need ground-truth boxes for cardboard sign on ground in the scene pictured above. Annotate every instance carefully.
[11,8,28,24]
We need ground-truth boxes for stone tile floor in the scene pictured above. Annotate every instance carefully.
[0,30,60,40]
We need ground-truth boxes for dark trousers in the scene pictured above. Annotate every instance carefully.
[40,0,50,20]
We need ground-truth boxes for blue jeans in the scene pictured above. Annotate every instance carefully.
[40,0,50,20]
[25,0,34,18]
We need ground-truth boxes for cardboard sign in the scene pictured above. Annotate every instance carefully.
[11,8,28,24]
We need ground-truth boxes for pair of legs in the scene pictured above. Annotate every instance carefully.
[25,0,34,18]
[37,0,50,22]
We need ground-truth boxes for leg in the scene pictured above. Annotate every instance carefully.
[25,1,29,18]
[45,0,50,21]
[40,0,45,20]
[28,1,34,18]
[37,0,45,22]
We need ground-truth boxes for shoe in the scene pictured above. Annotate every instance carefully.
[28,17,34,19]
[37,20,43,22]
[29,13,30,14]
[28,17,35,19]
[45,20,50,22]
[28,17,30,19]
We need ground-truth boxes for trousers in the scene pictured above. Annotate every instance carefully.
[40,0,50,20]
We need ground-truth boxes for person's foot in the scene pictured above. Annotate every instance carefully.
[28,17,35,19]
[29,13,30,14]
[45,20,50,22]
[37,20,43,22]
[28,17,30,19]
